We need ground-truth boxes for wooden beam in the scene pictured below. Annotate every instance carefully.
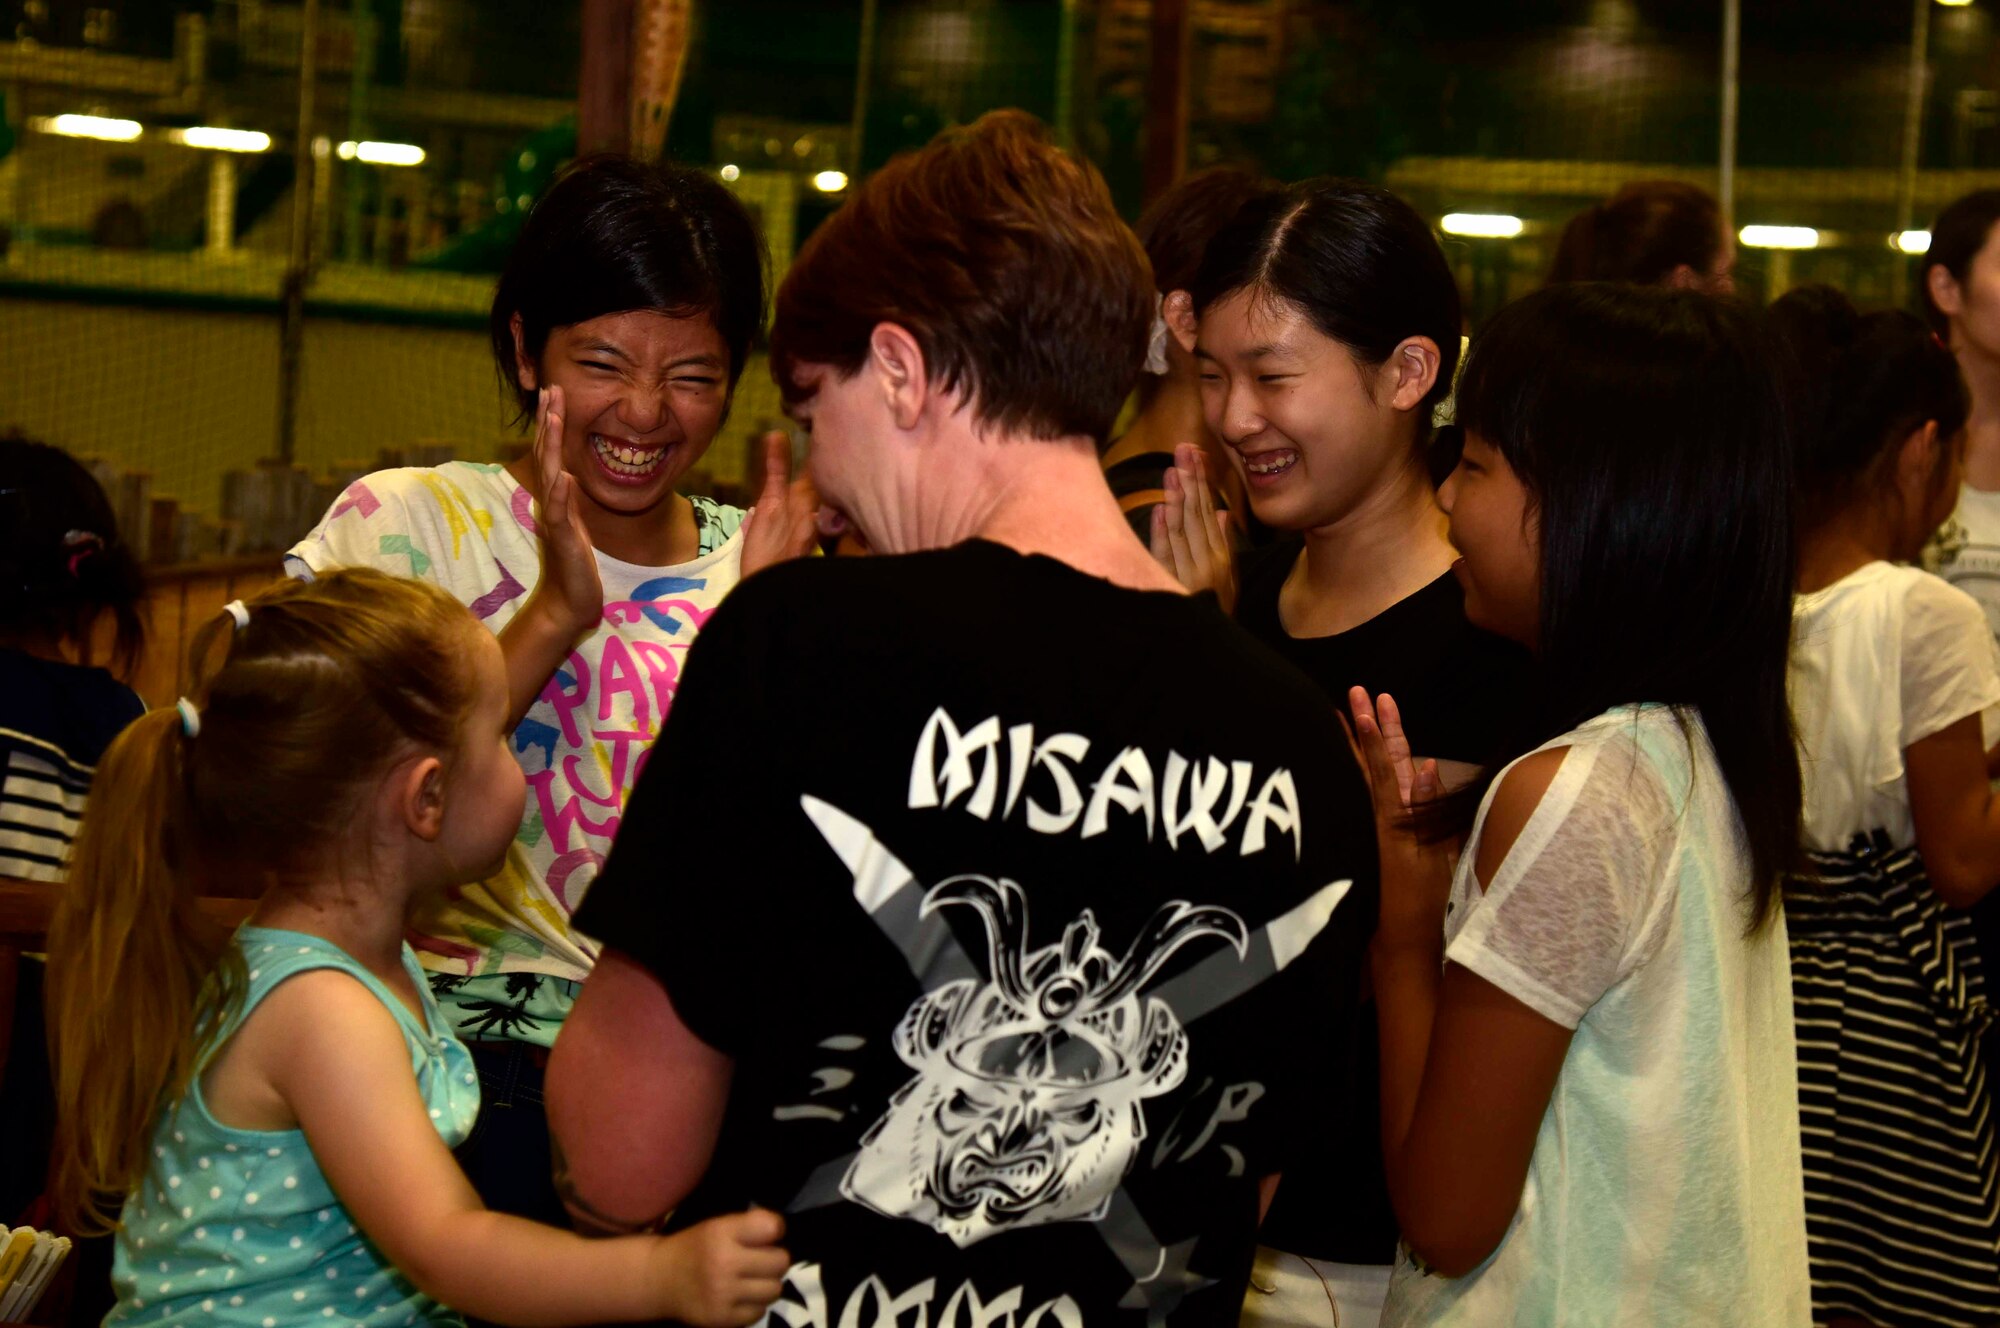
[579,0,636,156]
[0,878,254,946]
[1143,0,1192,209]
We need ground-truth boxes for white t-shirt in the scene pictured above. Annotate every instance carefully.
[1931,484,2000,646]
[1383,705,1810,1328]
[286,462,745,987]
[1792,561,2000,854]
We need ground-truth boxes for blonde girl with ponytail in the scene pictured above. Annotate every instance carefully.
[48,568,787,1327]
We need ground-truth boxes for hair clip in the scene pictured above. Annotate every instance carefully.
[223,600,250,630]
[174,698,201,738]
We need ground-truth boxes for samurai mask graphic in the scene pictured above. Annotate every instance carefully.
[841,875,1249,1247]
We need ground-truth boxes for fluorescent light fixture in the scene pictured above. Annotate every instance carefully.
[1938,0,1973,8]
[1738,225,1819,250]
[33,114,142,142]
[176,126,271,152]
[812,170,849,193]
[1440,212,1523,238]
[1894,229,1932,254]
[719,163,740,182]
[336,140,425,166]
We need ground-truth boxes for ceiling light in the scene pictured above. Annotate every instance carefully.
[176,127,271,152]
[33,114,141,142]
[337,140,425,166]
[1738,225,1819,250]
[1440,213,1524,238]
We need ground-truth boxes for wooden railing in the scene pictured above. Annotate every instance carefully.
[0,877,256,949]
[122,556,288,710]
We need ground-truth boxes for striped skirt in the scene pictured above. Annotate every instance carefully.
[1788,831,2000,1326]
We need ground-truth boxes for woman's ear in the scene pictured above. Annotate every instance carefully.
[1895,417,1946,501]
[1929,264,1965,324]
[1164,290,1199,357]
[1386,336,1442,413]
[868,322,932,431]
[1663,263,1703,291]
[511,312,538,392]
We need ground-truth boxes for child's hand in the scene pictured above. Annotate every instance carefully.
[653,1207,791,1328]
[1151,444,1237,613]
[741,431,822,577]
[531,385,605,638]
[1346,687,1452,949]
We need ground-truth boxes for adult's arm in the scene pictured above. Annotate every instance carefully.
[546,946,735,1233]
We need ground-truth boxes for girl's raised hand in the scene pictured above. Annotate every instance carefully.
[1347,687,1451,946]
[1150,443,1237,613]
[653,1208,792,1328]
[532,385,604,637]
[741,431,822,576]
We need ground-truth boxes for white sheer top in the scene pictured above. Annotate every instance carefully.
[1384,705,1810,1326]
[1792,561,2000,854]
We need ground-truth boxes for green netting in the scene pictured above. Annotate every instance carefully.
[4,0,1997,560]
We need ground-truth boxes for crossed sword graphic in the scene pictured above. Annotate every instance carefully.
[785,794,1353,1327]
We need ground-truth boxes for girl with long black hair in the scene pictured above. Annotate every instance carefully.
[1352,284,1809,1325]
[1777,284,2000,1328]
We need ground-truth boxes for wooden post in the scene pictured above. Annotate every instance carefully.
[1719,0,1739,229]
[276,0,318,464]
[1143,0,1191,209]
[1898,0,1934,235]
[579,0,635,156]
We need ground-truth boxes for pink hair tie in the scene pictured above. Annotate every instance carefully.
[61,530,103,578]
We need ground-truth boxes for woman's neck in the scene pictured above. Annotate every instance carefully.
[1796,510,1893,594]
[1285,460,1456,637]
[1963,343,2000,492]
[888,434,1184,594]
[1107,374,1249,519]
[1106,376,1206,467]
[0,625,73,663]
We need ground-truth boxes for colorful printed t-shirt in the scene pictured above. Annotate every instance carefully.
[286,462,745,1045]
[109,928,478,1326]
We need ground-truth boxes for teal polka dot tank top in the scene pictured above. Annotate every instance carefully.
[107,927,479,1326]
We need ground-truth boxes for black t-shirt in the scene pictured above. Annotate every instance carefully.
[1234,540,1532,1264]
[1234,540,1529,766]
[575,540,1378,1328]
[0,650,144,879]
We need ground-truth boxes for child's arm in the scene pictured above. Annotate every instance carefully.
[256,970,787,1327]
[1908,713,2000,907]
[1352,690,1574,1277]
[1372,760,1575,1276]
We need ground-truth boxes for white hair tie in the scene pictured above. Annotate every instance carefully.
[1143,292,1171,376]
[223,600,250,630]
[175,698,201,738]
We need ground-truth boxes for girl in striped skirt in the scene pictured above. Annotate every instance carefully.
[1777,284,2000,1326]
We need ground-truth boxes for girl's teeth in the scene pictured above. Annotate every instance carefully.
[1247,452,1298,475]
[591,434,666,477]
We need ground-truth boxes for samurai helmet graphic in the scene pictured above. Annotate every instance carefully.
[842,875,1249,1247]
